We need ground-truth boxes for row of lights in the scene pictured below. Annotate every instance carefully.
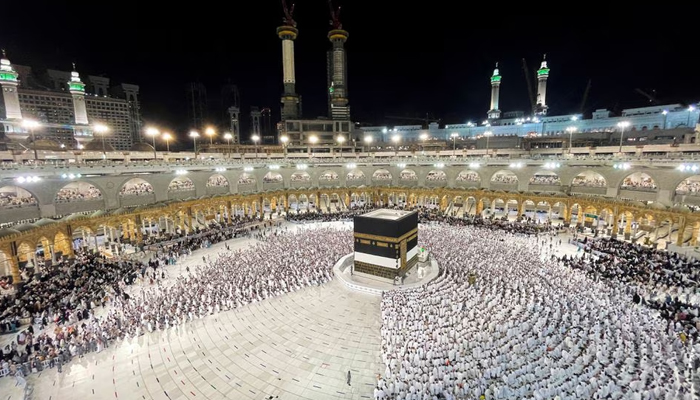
[296,164,308,170]
[243,166,254,172]
[346,163,357,169]
[677,164,699,172]
[16,176,41,183]
[60,173,83,179]
[613,163,631,170]
[214,167,226,172]
[469,162,481,169]
[269,165,280,170]
[434,163,445,168]
[509,162,524,169]
[174,169,188,175]
[543,162,561,169]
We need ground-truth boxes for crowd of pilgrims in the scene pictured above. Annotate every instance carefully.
[118,182,153,196]
[54,185,102,202]
[378,224,696,400]
[0,209,696,399]
[561,236,700,342]
[262,173,283,183]
[529,175,562,185]
[456,172,480,182]
[0,192,37,208]
[491,174,518,184]
[676,179,700,196]
[621,176,658,191]
[168,178,195,191]
[572,176,607,187]
[206,175,229,187]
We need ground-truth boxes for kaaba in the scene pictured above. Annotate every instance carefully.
[353,209,418,281]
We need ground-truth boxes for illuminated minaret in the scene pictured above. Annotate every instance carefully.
[487,63,502,120]
[0,50,22,120]
[327,0,349,120]
[277,0,301,121]
[68,63,88,125]
[536,54,550,115]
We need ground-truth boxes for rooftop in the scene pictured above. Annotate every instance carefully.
[361,209,414,221]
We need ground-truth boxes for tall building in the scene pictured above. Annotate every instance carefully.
[0,51,140,150]
[186,82,207,130]
[227,106,241,144]
[536,55,550,115]
[250,106,261,140]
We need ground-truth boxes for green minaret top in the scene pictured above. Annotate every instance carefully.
[490,62,502,83]
[0,49,19,83]
[68,63,86,94]
[537,54,550,77]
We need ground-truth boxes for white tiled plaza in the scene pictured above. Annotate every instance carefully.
[21,280,380,400]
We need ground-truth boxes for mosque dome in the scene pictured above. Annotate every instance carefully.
[84,140,115,152]
[130,142,155,152]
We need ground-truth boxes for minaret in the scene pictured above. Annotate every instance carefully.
[327,0,350,120]
[227,106,240,144]
[0,50,22,120]
[536,54,550,115]
[487,63,502,120]
[251,106,261,137]
[277,0,301,121]
[68,63,88,125]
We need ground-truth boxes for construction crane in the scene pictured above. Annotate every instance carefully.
[385,113,441,129]
[635,88,660,105]
[281,0,296,26]
[579,79,592,114]
[328,0,342,29]
[522,58,537,115]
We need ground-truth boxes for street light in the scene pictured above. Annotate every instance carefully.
[93,123,109,156]
[162,132,172,153]
[280,135,289,158]
[189,131,200,157]
[337,135,346,155]
[419,133,429,153]
[617,121,630,154]
[145,127,159,160]
[565,126,577,154]
[308,135,318,157]
[22,119,41,160]
[450,132,459,156]
[205,126,216,145]
[391,134,401,156]
[223,132,232,157]
[251,134,260,159]
[483,130,493,156]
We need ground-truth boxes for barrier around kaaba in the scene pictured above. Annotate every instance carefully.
[353,209,418,282]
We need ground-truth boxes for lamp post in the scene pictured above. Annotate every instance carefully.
[205,126,215,145]
[565,126,577,154]
[223,133,232,158]
[308,135,318,157]
[337,135,346,156]
[22,119,41,160]
[190,131,200,157]
[162,132,172,153]
[419,133,428,153]
[450,132,459,156]
[483,130,493,156]
[617,121,630,154]
[145,127,159,160]
[280,135,289,158]
[392,134,401,156]
[93,123,109,156]
[251,134,260,159]
[364,136,373,155]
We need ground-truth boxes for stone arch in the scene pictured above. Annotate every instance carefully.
[675,175,700,195]
[346,169,366,182]
[54,181,103,202]
[552,201,568,221]
[319,170,339,182]
[206,174,229,188]
[0,185,38,207]
[168,176,195,192]
[620,172,657,191]
[571,171,607,187]
[291,171,311,182]
[399,169,418,181]
[119,178,154,196]
[456,170,481,184]
[16,241,34,267]
[54,230,72,259]
[263,171,283,183]
[238,173,256,185]
[490,170,518,184]
[372,169,393,181]
[426,170,447,182]
[529,171,561,186]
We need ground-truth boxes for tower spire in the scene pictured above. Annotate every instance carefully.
[536,54,550,115]
[68,64,88,125]
[488,62,502,120]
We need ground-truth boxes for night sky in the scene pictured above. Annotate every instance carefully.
[0,2,695,142]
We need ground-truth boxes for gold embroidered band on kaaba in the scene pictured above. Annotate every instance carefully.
[353,227,418,244]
